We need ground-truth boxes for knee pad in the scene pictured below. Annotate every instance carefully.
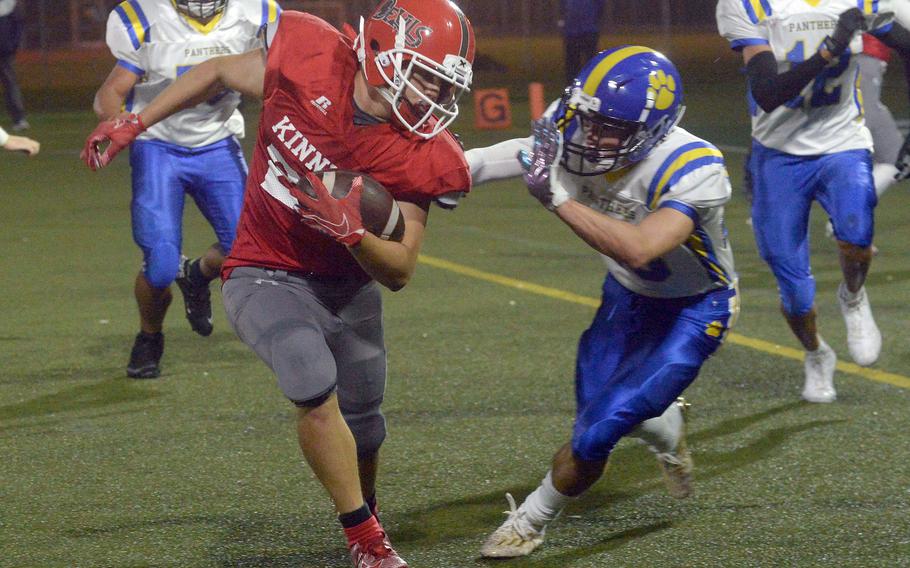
[572,419,623,462]
[341,400,386,458]
[142,242,181,289]
[764,255,815,316]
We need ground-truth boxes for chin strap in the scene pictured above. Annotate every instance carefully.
[354,16,366,63]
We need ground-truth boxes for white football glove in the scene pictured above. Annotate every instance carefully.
[519,118,570,211]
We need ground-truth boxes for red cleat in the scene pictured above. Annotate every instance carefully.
[350,533,408,568]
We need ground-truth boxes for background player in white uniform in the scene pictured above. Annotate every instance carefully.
[465,46,739,559]
[90,0,279,378]
[717,0,910,403]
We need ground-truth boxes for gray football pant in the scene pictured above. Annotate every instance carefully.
[858,54,902,165]
[222,267,387,457]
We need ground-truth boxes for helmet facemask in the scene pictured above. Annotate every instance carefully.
[174,0,227,21]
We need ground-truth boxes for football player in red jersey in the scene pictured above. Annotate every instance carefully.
[81,1,475,566]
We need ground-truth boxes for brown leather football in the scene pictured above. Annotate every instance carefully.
[314,170,405,242]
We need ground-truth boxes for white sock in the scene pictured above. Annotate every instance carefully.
[630,402,683,454]
[839,282,863,303]
[522,471,575,529]
[873,163,899,199]
[809,336,831,355]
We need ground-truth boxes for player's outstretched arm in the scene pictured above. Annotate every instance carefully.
[0,127,40,156]
[82,49,266,170]
[465,137,532,186]
[139,49,266,128]
[554,202,694,270]
[744,8,866,113]
[347,201,430,291]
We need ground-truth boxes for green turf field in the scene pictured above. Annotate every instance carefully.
[2,33,910,567]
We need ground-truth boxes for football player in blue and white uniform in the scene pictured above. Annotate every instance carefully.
[465,47,739,558]
[717,0,910,403]
[91,0,280,378]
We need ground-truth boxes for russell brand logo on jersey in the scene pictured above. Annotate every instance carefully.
[310,96,333,115]
[371,0,431,48]
[271,115,335,172]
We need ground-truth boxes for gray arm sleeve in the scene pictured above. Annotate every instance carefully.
[465,137,533,186]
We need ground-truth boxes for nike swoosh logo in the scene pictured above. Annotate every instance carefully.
[300,211,352,237]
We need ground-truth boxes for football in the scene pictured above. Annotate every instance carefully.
[311,169,405,242]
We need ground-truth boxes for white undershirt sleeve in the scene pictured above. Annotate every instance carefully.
[465,136,533,186]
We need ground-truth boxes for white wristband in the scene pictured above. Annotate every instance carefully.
[0,126,9,147]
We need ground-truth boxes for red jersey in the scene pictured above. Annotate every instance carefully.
[862,33,891,63]
[223,12,471,280]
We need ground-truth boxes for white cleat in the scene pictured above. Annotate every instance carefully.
[655,397,693,499]
[837,283,882,367]
[802,340,837,403]
[480,493,546,558]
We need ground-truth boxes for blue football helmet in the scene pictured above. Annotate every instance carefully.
[553,46,685,176]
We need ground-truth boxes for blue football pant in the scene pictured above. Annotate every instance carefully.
[129,137,247,289]
[749,141,875,315]
[571,276,737,462]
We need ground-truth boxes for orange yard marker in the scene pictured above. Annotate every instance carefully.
[529,82,546,121]
[473,88,512,129]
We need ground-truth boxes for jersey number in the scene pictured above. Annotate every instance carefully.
[785,41,851,109]
[260,144,301,210]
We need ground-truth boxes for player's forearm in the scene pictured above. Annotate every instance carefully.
[555,200,655,268]
[746,50,829,113]
[93,87,127,120]
[465,137,532,185]
[137,59,225,128]
[347,234,420,291]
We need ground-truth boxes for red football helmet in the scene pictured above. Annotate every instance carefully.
[357,0,475,139]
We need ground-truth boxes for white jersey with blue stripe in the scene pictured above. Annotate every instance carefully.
[553,127,737,299]
[717,0,895,155]
[106,0,281,148]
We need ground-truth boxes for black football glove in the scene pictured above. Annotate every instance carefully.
[895,132,910,181]
[821,8,867,58]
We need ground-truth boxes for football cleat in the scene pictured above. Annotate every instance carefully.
[802,339,837,403]
[175,257,214,337]
[655,397,693,499]
[480,493,546,558]
[838,283,881,367]
[350,533,408,568]
[126,332,164,379]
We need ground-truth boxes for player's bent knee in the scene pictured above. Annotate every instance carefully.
[572,424,620,462]
[290,385,336,409]
[143,243,181,288]
[343,403,387,457]
[780,281,815,316]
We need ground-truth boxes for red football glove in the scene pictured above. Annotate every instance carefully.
[81,113,146,171]
[290,170,366,247]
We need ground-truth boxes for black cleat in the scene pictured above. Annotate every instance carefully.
[175,257,213,337]
[126,332,164,379]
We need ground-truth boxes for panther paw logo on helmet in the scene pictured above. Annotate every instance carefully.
[649,70,677,111]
